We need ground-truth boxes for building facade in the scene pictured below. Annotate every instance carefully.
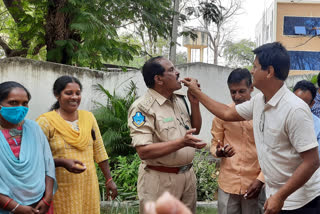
[255,0,320,74]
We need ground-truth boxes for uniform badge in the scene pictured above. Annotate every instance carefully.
[132,112,145,127]
[163,117,174,123]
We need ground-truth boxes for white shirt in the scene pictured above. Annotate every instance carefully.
[236,84,320,210]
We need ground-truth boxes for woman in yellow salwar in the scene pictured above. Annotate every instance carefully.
[36,76,117,214]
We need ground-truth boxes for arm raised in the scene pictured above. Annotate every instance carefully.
[182,78,244,121]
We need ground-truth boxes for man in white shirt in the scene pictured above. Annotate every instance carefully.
[182,42,320,214]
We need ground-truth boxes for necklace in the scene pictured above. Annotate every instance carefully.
[9,128,23,137]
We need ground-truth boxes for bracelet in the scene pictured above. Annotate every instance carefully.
[3,198,12,209]
[42,198,51,207]
[11,203,20,213]
[106,177,113,185]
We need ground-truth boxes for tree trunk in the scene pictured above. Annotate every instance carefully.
[213,45,218,65]
[169,0,179,64]
[213,24,221,65]
[45,0,72,64]
[147,30,154,55]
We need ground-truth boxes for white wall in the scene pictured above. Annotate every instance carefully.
[0,57,313,143]
[0,57,146,119]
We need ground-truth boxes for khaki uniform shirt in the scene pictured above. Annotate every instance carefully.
[128,89,194,167]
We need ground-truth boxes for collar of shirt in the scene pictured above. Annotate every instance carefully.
[148,88,178,106]
[263,84,287,108]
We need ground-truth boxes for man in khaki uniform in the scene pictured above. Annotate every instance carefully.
[128,56,206,214]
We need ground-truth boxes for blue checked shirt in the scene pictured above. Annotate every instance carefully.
[311,91,320,118]
[313,114,320,156]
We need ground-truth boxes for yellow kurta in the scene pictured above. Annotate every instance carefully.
[36,110,108,214]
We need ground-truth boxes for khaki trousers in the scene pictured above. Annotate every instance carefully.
[137,164,197,214]
[218,187,264,214]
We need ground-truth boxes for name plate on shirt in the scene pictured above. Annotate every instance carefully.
[163,117,174,123]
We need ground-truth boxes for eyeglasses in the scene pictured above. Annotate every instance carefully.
[259,112,265,132]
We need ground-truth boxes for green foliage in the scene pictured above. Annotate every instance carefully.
[112,154,140,200]
[194,149,219,201]
[0,0,46,58]
[223,39,256,68]
[93,81,138,162]
[0,0,174,68]
[97,149,218,203]
[97,154,140,201]
[311,74,318,87]
[185,1,223,25]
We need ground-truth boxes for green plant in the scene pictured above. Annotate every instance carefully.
[112,154,140,200]
[93,81,138,163]
[311,74,318,87]
[0,0,175,68]
[97,154,140,201]
[98,150,218,203]
[193,149,219,201]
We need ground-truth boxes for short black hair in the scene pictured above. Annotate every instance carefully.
[51,75,82,110]
[253,42,290,81]
[293,80,317,103]
[227,68,252,87]
[0,81,31,103]
[142,56,165,88]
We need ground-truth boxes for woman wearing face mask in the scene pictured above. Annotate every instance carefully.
[36,76,117,214]
[0,81,56,214]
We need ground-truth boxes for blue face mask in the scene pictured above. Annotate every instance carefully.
[0,106,29,124]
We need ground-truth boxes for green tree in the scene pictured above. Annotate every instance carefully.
[223,39,256,69]
[0,0,174,68]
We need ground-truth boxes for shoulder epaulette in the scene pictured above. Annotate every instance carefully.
[138,93,155,113]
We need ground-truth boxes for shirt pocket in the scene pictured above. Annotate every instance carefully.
[265,128,280,149]
[157,120,177,141]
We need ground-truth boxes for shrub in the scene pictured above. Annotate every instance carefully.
[112,154,140,200]
[98,154,140,201]
[93,81,138,164]
[98,150,218,202]
[193,149,219,201]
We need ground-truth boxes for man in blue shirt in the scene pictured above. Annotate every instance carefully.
[311,73,320,118]
[293,80,320,155]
